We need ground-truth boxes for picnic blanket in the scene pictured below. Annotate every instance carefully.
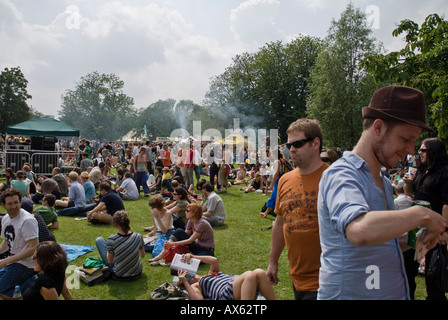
[59,243,95,262]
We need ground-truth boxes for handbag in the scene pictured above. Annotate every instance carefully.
[164,245,189,263]
[426,245,448,292]
[150,282,188,300]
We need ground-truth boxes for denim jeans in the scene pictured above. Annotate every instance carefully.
[57,203,97,216]
[134,171,151,194]
[96,237,112,269]
[0,263,36,296]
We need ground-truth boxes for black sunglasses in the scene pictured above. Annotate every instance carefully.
[286,138,314,150]
[418,148,427,153]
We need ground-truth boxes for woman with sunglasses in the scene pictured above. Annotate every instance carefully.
[403,137,448,300]
[163,187,190,227]
[22,241,72,300]
[148,203,214,263]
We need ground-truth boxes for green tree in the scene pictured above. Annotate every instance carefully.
[204,36,322,141]
[363,13,448,140]
[136,99,178,139]
[59,71,136,141]
[306,3,382,149]
[0,67,32,133]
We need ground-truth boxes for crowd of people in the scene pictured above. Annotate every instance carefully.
[270,85,447,301]
[1,85,448,301]
[0,132,286,300]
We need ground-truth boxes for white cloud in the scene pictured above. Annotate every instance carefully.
[230,0,282,46]
[0,0,447,117]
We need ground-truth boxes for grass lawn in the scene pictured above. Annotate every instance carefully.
[0,173,436,300]
[20,175,292,300]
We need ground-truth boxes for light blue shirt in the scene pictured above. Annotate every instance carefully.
[317,151,409,300]
[83,180,96,203]
[69,180,86,207]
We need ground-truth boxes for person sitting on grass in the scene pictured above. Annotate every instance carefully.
[55,171,86,216]
[0,189,38,297]
[80,172,95,204]
[33,194,59,230]
[163,187,190,228]
[86,182,124,225]
[241,172,265,193]
[143,195,175,251]
[0,168,15,193]
[161,167,174,193]
[176,253,276,300]
[22,241,72,300]
[200,182,226,227]
[116,172,139,200]
[232,163,248,185]
[187,179,206,204]
[148,166,163,194]
[95,210,145,281]
[148,203,215,263]
[10,170,31,200]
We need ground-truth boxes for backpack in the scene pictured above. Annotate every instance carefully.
[150,282,188,300]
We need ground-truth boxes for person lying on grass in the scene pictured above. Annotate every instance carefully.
[148,203,214,263]
[176,253,276,300]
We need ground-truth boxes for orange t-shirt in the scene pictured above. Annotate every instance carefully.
[275,163,328,291]
[163,150,171,167]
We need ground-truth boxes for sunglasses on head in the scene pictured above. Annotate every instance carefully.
[286,137,314,150]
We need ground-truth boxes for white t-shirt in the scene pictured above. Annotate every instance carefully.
[120,178,139,200]
[1,209,38,268]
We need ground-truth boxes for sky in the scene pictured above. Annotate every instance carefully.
[1,0,446,117]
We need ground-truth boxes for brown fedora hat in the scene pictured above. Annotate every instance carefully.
[362,85,433,132]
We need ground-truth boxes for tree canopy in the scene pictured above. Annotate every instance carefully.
[306,3,383,149]
[58,71,136,141]
[204,36,322,142]
[364,13,448,141]
[5,7,446,148]
[0,67,32,133]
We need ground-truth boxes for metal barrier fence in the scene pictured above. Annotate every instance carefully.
[2,150,79,176]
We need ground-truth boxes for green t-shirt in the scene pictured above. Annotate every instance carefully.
[34,206,58,225]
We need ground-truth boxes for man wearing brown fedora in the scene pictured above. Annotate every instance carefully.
[317,85,446,300]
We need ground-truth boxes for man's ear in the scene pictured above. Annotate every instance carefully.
[372,119,386,137]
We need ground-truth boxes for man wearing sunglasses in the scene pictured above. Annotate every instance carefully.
[267,118,328,300]
[317,85,446,300]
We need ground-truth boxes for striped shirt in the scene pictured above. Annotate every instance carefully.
[186,218,214,248]
[107,232,144,278]
[199,272,234,300]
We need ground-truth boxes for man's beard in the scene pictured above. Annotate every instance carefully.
[372,137,399,169]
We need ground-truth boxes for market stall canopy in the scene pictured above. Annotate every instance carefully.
[117,125,150,142]
[6,116,80,137]
[212,133,248,147]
